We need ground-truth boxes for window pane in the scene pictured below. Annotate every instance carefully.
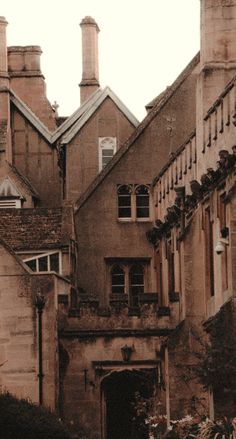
[129,264,144,305]
[50,253,59,272]
[102,149,114,169]
[118,196,131,207]
[136,186,149,218]
[102,149,114,157]
[38,256,48,272]
[137,207,149,218]
[25,259,37,272]
[117,185,131,195]
[118,186,131,218]
[119,207,132,218]
[111,265,125,294]
[136,195,149,206]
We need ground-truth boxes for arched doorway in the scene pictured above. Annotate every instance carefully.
[101,369,156,439]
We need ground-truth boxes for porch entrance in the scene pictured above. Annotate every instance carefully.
[102,369,155,439]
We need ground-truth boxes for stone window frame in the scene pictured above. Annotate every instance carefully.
[98,137,117,172]
[107,258,150,306]
[23,250,62,274]
[117,184,151,222]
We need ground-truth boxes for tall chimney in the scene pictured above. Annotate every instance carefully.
[0,16,8,81]
[8,46,56,131]
[198,0,236,113]
[196,0,236,176]
[201,0,236,69]
[79,16,100,104]
[0,16,11,162]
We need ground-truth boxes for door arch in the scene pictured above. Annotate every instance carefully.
[101,369,155,439]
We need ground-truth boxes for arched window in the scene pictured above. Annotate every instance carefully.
[111,265,125,294]
[99,137,117,171]
[117,185,132,218]
[129,264,144,305]
[135,185,149,218]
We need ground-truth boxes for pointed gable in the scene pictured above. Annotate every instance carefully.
[0,176,23,199]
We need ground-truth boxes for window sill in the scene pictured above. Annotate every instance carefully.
[117,218,151,223]
[110,293,158,305]
[136,218,151,223]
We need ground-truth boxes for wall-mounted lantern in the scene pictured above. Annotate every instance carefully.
[121,344,133,362]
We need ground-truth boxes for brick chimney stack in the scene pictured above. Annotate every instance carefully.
[79,16,100,104]
[0,16,11,162]
[7,46,56,131]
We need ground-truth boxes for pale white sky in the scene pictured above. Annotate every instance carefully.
[1,0,200,121]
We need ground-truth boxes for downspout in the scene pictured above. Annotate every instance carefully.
[34,293,46,405]
[165,345,171,428]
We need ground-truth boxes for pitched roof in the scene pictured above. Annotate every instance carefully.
[0,208,69,251]
[54,86,139,145]
[10,86,139,146]
[0,176,23,199]
[75,52,200,212]
[0,237,32,274]
[10,89,52,144]
[6,162,40,199]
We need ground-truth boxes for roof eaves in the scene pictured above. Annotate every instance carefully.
[60,89,108,144]
[10,89,53,144]
[51,88,104,143]
[104,86,139,127]
[7,162,40,199]
[0,237,33,274]
[151,130,196,187]
[74,52,200,212]
[59,86,139,145]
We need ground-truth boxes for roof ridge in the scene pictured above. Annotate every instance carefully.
[60,86,139,145]
[51,88,104,143]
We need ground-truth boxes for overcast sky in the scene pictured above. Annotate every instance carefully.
[1,0,200,121]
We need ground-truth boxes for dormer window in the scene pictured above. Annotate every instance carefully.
[99,137,117,171]
[0,177,23,208]
[23,251,61,274]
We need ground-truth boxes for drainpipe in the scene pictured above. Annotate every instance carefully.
[164,346,171,428]
[34,293,46,405]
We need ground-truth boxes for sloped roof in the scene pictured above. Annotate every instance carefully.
[145,87,170,111]
[10,89,52,143]
[10,86,139,146]
[75,52,200,212]
[0,208,68,251]
[53,86,139,144]
[6,162,40,199]
[0,237,33,274]
[0,176,23,199]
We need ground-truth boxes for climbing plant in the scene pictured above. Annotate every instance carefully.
[196,303,236,393]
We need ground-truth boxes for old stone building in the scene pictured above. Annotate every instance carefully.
[0,1,236,439]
